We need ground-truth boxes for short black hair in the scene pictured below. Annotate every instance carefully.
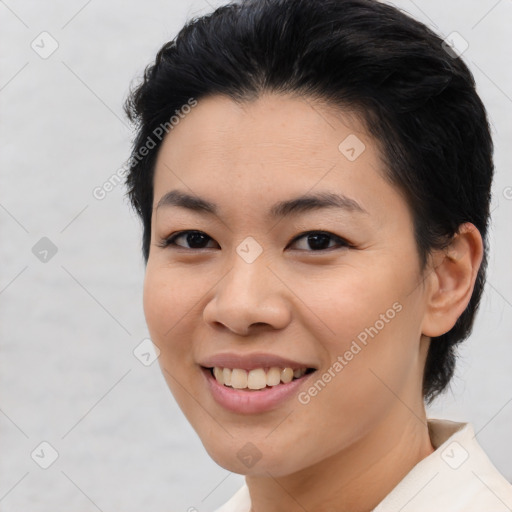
[123,0,494,404]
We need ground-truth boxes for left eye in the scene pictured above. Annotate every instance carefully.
[288,231,350,251]
[158,230,350,251]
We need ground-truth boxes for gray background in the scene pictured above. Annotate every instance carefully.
[0,0,510,511]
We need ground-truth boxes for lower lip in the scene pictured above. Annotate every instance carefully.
[201,367,316,414]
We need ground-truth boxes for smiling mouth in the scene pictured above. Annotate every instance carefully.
[204,366,317,391]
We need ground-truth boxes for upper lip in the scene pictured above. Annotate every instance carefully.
[199,352,317,371]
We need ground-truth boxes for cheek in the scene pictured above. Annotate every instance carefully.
[143,264,196,336]
[143,269,173,340]
[142,265,201,371]
[290,263,409,349]
[143,266,205,415]
[290,265,423,411]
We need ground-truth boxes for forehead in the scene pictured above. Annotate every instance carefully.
[155,93,367,170]
[151,93,407,224]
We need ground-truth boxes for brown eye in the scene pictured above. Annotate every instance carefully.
[158,230,219,249]
[288,231,350,251]
[157,230,350,252]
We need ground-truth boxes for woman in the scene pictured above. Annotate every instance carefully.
[123,0,512,510]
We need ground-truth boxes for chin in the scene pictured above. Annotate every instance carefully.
[203,438,304,477]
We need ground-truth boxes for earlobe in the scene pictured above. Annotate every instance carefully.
[421,223,484,338]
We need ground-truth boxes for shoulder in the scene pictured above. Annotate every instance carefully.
[213,483,250,512]
[373,418,512,512]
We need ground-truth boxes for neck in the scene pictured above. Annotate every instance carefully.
[246,406,435,512]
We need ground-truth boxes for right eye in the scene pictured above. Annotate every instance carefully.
[157,230,219,250]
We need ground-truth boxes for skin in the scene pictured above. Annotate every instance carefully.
[143,93,483,511]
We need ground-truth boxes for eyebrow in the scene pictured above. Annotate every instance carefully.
[155,189,368,218]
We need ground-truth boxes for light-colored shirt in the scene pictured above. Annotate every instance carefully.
[214,418,512,511]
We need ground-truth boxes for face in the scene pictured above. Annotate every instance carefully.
[144,93,431,477]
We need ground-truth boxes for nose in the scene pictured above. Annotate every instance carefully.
[202,255,292,336]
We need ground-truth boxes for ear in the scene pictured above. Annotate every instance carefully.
[421,223,484,338]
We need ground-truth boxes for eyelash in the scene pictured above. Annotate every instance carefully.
[157,230,352,252]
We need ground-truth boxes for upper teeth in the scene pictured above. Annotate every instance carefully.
[212,367,308,390]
